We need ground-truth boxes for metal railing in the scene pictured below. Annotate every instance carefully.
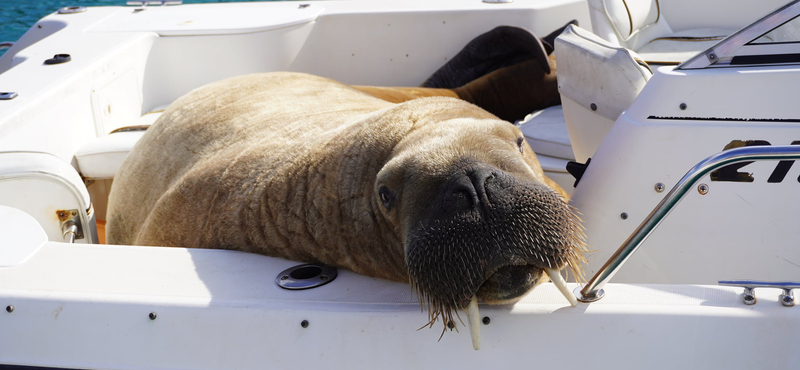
[576,144,800,302]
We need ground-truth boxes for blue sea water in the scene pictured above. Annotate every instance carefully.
[0,0,279,57]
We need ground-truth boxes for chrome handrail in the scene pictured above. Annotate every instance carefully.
[577,145,800,302]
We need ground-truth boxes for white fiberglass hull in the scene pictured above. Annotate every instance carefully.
[1,242,797,369]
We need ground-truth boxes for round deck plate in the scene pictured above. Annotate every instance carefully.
[276,263,338,290]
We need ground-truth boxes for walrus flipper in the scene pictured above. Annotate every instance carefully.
[421,26,551,89]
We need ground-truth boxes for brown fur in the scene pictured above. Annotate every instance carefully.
[354,55,559,123]
[106,72,568,283]
[454,55,559,122]
[352,86,459,103]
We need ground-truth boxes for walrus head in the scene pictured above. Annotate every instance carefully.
[374,112,587,346]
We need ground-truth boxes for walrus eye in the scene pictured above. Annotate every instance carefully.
[516,137,525,154]
[378,185,395,211]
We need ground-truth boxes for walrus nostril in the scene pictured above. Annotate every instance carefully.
[468,167,496,207]
[451,190,472,211]
[441,166,498,213]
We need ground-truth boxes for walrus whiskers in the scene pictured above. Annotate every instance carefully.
[407,191,588,348]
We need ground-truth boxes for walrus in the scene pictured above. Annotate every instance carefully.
[352,23,576,122]
[106,26,587,350]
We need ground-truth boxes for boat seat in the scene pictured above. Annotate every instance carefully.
[0,152,96,244]
[555,24,652,163]
[517,105,575,194]
[75,112,161,179]
[588,0,734,65]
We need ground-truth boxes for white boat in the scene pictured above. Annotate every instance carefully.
[0,0,798,368]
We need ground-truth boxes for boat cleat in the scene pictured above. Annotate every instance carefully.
[719,280,799,306]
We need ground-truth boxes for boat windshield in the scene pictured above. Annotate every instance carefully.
[678,0,800,69]
[751,15,800,44]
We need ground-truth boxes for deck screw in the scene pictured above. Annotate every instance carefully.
[698,183,709,195]
[149,312,157,320]
[654,182,665,193]
[301,320,309,328]
[482,317,490,325]
[679,103,687,110]
[5,305,13,313]
[620,212,628,220]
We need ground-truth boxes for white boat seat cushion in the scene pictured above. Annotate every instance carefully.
[603,0,660,41]
[0,152,92,243]
[555,24,652,122]
[75,112,161,179]
[635,28,733,64]
[517,105,573,160]
[592,0,734,64]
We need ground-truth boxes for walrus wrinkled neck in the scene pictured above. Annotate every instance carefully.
[227,106,430,283]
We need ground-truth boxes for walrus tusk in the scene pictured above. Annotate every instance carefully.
[464,296,481,350]
[546,268,578,306]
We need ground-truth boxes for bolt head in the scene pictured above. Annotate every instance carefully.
[301,320,309,328]
[698,184,709,195]
[482,317,490,325]
[679,103,687,110]
[149,312,157,320]
[5,305,13,313]
[620,212,628,220]
[654,182,665,193]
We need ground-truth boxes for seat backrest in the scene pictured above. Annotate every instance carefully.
[555,24,652,162]
[0,152,96,244]
[588,0,672,50]
[605,0,661,45]
[556,24,651,122]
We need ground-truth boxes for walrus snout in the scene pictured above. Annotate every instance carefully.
[406,160,586,324]
[476,265,547,304]
[440,165,495,214]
